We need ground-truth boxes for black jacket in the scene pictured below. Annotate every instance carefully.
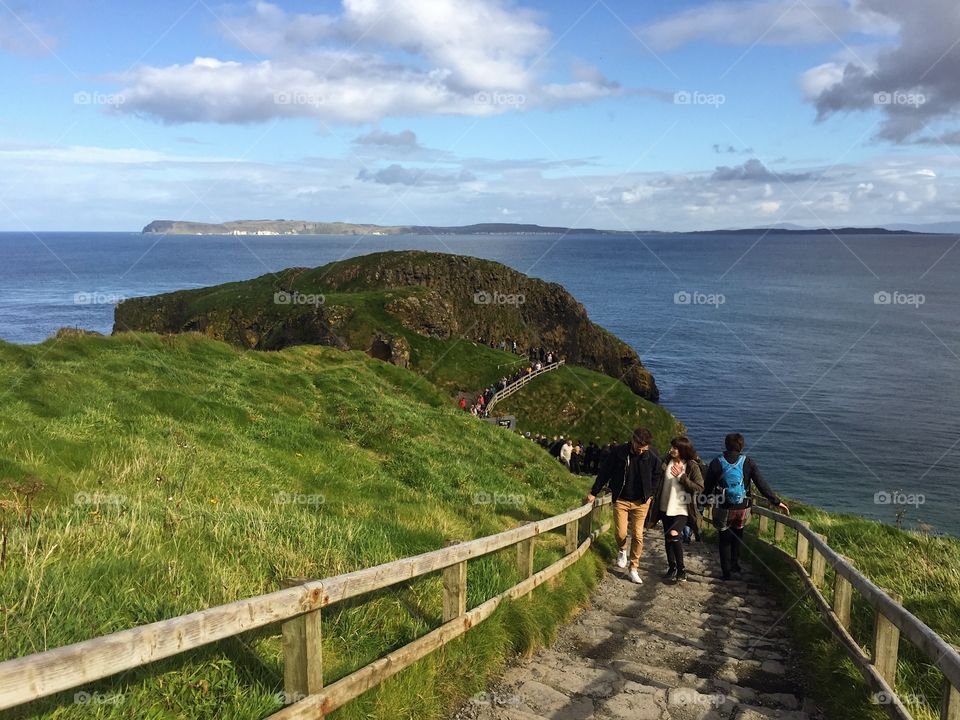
[704,451,781,509]
[590,443,663,503]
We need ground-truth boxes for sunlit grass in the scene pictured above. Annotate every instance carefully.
[0,333,605,719]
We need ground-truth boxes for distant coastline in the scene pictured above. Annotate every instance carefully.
[141,219,934,237]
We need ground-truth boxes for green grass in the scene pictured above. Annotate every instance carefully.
[0,333,606,719]
[741,500,960,720]
[494,363,684,450]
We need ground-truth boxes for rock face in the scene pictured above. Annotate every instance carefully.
[315,252,658,401]
[114,251,659,401]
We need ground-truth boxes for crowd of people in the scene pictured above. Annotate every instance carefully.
[457,348,564,418]
[476,338,562,367]
[516,435,619,476]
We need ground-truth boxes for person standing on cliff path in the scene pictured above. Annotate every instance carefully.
[646,436,703,583]
[704,432,790,580]
[586,427,663,584]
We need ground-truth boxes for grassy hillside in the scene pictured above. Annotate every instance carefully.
[114,250,661,401]
[495,362,684,450]
[742,501,960,720]
[0,333,609,719]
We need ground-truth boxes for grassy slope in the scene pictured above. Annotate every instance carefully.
[494,363,684,450]
[0,333,610,720]
[740,500,960,720]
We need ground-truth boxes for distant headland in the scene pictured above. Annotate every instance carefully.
[141,219,933,236]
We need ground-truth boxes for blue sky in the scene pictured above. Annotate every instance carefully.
[0,0,958,230]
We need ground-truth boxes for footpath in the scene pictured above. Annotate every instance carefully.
[453,531,822,720]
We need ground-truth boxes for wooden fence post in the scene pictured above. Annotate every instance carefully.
[795,522,810,569]
[872,591,902,686]
[811,533,827,587]
[833,560,854,630]
[280,578,323,702]
[516,527,535,581]
[565,517,578,554]
[774,520,785,542]
[442,541,467,623]
[579,503,596,543]
[758,514,769,536]
[942,681,960,720]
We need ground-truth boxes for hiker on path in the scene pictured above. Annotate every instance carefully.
[586,427,663,585]
[560,439,573,468]
[704,432,790,580]
[646,436,703,583]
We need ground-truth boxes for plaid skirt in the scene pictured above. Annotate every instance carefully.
[712,506,751,532]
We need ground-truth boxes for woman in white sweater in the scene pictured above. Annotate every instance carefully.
[646,436,704,582]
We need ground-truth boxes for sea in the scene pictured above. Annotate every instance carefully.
[1,231,958,535]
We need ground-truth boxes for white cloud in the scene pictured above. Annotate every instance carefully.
[639,0,897,51]
[114,0,622,125]
[4,139,960,232]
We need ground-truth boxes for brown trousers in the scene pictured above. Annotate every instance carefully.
[613,498,651,570]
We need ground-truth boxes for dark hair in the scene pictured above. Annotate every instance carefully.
[670,436,696,462]
[725,432,745,453]
[631,427,653,448]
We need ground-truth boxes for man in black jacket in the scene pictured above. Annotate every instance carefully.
[586,427,662,584]
[704,432,790,580]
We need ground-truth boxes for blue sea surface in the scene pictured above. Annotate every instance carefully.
[1,230,958,534]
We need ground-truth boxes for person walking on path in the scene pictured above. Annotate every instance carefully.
[560,439,573,468]
[586,427,662,584]
[646,436,703,583]
[704,432,790,580]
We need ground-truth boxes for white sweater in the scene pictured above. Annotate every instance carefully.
[660,461,689,516]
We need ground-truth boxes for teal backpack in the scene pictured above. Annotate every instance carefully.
[718,455,747,505]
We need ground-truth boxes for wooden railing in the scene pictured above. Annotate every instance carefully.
[486,359,565,412]
[750,506,960,720]
[0,495,611,717]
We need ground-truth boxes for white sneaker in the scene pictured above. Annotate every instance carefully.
[616,550,628,568]
[628,569,643,584]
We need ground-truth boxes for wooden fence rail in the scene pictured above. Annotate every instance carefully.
[751,505,960,720]
[486,359,565,411]
[0,494,610,716]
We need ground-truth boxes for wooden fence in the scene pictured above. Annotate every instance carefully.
[486,359,565,412]
[751,506,960,720]
[0,495,611,717]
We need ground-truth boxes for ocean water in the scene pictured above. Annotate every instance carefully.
[1,231,958,534]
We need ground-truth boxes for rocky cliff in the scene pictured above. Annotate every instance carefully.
[114,251,659,401]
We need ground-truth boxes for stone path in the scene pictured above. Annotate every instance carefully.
[453,532,822,720]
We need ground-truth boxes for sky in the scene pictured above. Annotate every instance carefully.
[0,0,959,231]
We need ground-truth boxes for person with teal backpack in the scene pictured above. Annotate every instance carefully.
[704,432,790,580]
